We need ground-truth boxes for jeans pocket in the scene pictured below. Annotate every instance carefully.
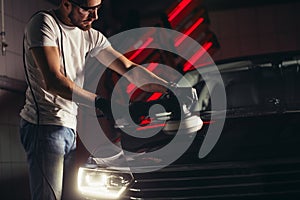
[19,120,36,153]
[38,125,71,155]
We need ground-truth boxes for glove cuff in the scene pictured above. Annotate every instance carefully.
[95,95,99,108]
[95,95,105,109]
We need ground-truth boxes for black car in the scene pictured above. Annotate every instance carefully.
[77,50,300,200]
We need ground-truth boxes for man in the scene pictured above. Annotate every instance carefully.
[20,0,198,199]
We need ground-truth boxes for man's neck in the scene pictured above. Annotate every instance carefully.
[53,9,73,27]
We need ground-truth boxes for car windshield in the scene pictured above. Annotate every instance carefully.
[182,51,300,118]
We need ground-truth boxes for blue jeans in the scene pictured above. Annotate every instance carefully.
[19,119,77,200]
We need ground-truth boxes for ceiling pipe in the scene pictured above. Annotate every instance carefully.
[1,0,8,56]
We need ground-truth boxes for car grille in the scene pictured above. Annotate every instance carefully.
[124,157,300,200]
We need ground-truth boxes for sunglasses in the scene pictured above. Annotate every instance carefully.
[69,0,102,14]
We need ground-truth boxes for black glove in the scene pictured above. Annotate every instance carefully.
[95,96,112,118]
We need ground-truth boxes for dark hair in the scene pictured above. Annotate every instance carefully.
[68,0,87,6]
[73,0,85,5]
[75,0,102,6]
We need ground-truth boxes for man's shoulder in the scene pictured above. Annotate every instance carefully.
[26,9,57,29]
[29,9,54,20]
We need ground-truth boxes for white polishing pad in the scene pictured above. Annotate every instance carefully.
[163,115,203,134]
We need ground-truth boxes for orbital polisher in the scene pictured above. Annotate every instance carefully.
[124,85,203,134]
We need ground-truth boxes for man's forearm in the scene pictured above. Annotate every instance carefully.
[124,64,169,93]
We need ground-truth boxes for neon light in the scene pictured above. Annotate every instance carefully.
[129,37,154,61]
[146,62,162,101]
[168,0,192,22]
[136,123,166,131]
[203,120,216,125]
[183,42,213,72]
[139,117,152,125]
[126,83,136,94]
[175,18,204,47]
[146,92,163,102]
[146,62,159,71]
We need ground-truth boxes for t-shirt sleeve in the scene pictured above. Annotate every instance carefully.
[25,12,58,48]
[89,30,111,57]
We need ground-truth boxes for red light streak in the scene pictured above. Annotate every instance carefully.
[127,83,136,94]
[183,42,213,72]
[146,92,163,102]
[168,0,192,22]
[136,121,215,131]
[203,120,216,125]
[136,123,166,131]
[175,18,204,47]
[146,62,159,71]
[139,116,152,125]
[129,37,154,61]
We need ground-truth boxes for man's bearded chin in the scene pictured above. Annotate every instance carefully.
[82,24,92,31]
[68,12,92,31]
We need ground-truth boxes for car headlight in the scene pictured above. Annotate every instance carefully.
[78,166,134,199]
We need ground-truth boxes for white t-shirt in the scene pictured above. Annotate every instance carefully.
[20,10,111,130]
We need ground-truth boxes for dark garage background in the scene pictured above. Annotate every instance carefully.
[0,0,300,199]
